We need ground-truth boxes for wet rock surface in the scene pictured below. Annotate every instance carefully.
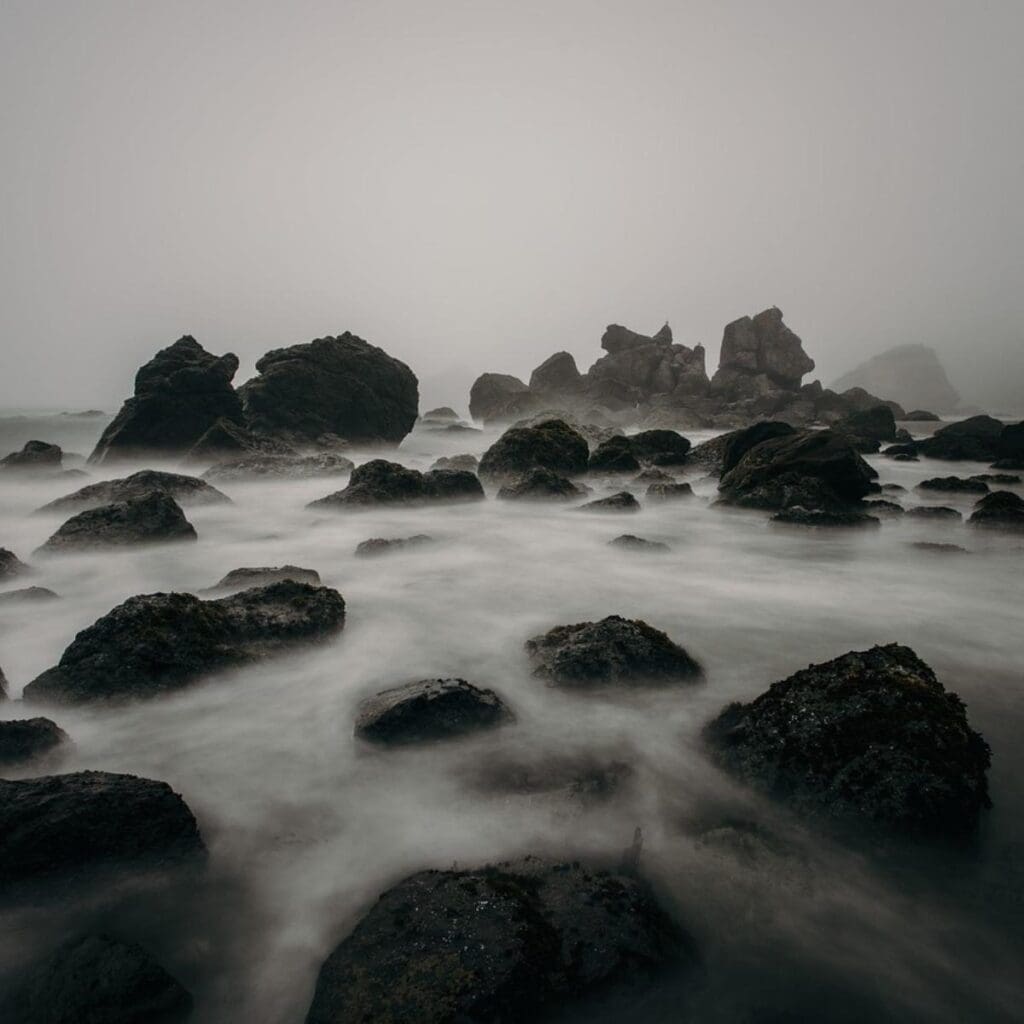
[497,468,587,501]
[478,420,589,482]
[184,416,295,464]
[205,565,321,592]
[23,581,345,704]
[0,718,70,766]
[577,491,640,513]
[917,415,1005,461]
[354,535,435,557]
[308,460,483,508]
[37,470,230,515]
[430,453,479,473]
[705,644,991,838]
[969,490,1024,530]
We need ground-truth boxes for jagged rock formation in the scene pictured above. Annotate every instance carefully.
[833,344,960,413]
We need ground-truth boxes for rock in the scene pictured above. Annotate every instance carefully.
[354,679,513,746]
[0,771,205,888]
[478,420,589,482]
[704,644,991,838]
[90,337,243,464]
[430,454,479,473]
[0,718,69,767]
[469,754,632,804]
[630,429,692,465]
[910,542,969,554]
[354,535,435,557]
[968,490,1024,530]
[202,451,354,482]
[36,470,230,515]
[719,429,877,510]
[904,409,940,421]
[0,586,60,605]
[308,460,484,509]
[205,565,321,592]
[970,472,1021,485]
[304,856,693,1024]
[832,346,960,414]
[0,440,63,473]
[917,476,989,494]
[881,483,907,493]
[864,499,905,517]
[35,493,198,554]
[590,325,707,403]
[23,581,345,705]
[834,405,897,447]
[577,491,640,513]
[608,534,670,553]
[770,507,881,528]
[5,934,193,1024]
[525,615,702,687]
[882,443,920,459]
[632,468,675,485]
[719,422,796,476]
[712,307,814,396]
[468,372,539,423]
[645,481,694,501]
[588,436,641,473]
[905,505,962,521]
[529,352,582,393]
[184,416,296,463]
[497,469,587,501]
[238,333,418,445]
[918,415,1005,461]
[421,406,460,422]
[833,387,906,420]
[0,548,30,581]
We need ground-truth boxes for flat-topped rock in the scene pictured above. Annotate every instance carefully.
[918,476,989,494]
[906,505,962,521]
[770,507,880,528]
[354,535,434,557]
[577,491,640,513]
[37,469,230,515]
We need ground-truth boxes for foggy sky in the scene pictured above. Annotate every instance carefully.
[1,0,1022,413]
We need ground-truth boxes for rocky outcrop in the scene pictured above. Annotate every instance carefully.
[834,405,897,451]
[202,452,354,482]
[996,421,1024,464]
[705,644,991,838]
[529,351,582,393]
[588,436,641,473]
[184,416,295,464]
[36,470,230,515]
[430,453,478,472]
[526,615,703,687]
[469,372,542,423]
[90,337,243,464]
[23,581,345,704]
[304,857,693,1024]
[354,535,434,557]
[496,468,587,501]
[720,422,797,476]
[308,460,483,509]
[918,476,989,494]
[968,490,1024,530]
[608,534,670,553]
[630,429,692,465]
[5,935,193,1024]
[35,493,197,554]
[204,565,321,592]
[577,491,640,513]
[588,323,708,402]
[906,505,962,521]
[646,481,694,501]
[0,718,69,767]
[918,415,1005,461]
[0,771,205,888]
[238,333,418,446]
[478,420,589,482]
[832,345,960,414]
[0,440,63,474]
[354,679,513,746]
[905,409,940,421]
[0,586,60,605]
[0,548,29,581]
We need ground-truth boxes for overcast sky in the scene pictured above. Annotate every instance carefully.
[1,0,1021,413]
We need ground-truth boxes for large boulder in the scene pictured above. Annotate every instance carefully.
[629,429,692,465]
[0,771,205,889]
[469,373,541,423]
[0,547,29,581]
[35,493,198,554]
[90,337,243,464]
[23,581,345,705]
[304,857,693,1024]
[5,935,193,1024]
[36,470,230,515]
[0,440,63,474]
[996,421,1024,463]
[589,324,708,401]
[587,436,641,473]
[917,415,1005,461]
[202,452,354,482]
[712,307,814,395]
[497,468,587,501]
[528,351,582,393]
[968,490,1024,530]
[832,344,960,413]
[834,405,897,448]
[354,679,513,746]
[720,421,797,476]
[704,644,991,838]
[0,718,70,767]
[307,460,483,509]
[238,333,418,445]
[526,615,703,687]
[478,420,589,482]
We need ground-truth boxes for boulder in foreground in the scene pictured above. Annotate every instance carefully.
[704,644,991,838]
[308,460,483,509]
[5,934,193,1024]
[304,856,694,1024]
[36,470,230,515]
[526,615,703,688]
[23,581,345,704]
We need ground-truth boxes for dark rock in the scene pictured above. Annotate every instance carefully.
[834,387,906,420]
[0,548,30,581]
[834,404,897,447]
[893,427,913,443]
[0,586,60,605]
[430,454,478,473]
[90,337,242,464]
[478,420,589,482]
[918,476,988,494]
[632,467,675,485]
[905,506,962,521]
[918,415,1005,461]
[630,429,692,465]
[304,856,693,1024]
[882,444,920,459]
[970,472,1021,485]
[720,422,797,476]
[355,535,434,557]
[577,491,640,513]
[529,352,582,393]
[469,373,540,423]
[421,406,460,422]
[704,644,991,838]
[5,934,193,1024]
[0,440,63,473]
[770,507,880,528]
[832,346,959,413]
[713,307,814,395]
[968,490,1024,530]
[203,451,354,482]
[35,493,197,554]
[863,499,904,517]
[881,483,907,493]
[0,718,69,767]
[526,615,702,688]
[309,460,484,509]
[589,325,707,403]
[904,409,941,421]
[184,416,296,463]
[997,421,1024,462]
[0,771,205,888]
[645,481,694,501]
[238,333,418,445]
[469,754,632,803]
[354,679,513,746]
[23,581,345,705]
[588,436,642,473]
[36,470,230,515]
[608,534,670,553]
[910,542,969,554]
[497,469,587,501]
[205,565,321,592]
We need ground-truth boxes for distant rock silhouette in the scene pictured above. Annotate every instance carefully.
[833,344,960,413]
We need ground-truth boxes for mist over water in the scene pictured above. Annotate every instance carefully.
[0,411,1021,1022]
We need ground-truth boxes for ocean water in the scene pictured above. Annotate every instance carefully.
[0,411,1022,1022]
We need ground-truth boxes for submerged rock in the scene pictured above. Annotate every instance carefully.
[238,333,418,445]
[645,481,694,501]
[770,507,880,528]
[0,548,29,581]
[704,644,991,838]
[23,581,345,704]
[354,679,513,746]
[469,754,632,804]
[304,856,693,1024]
[421,406,460,422]
[35,492,197,554]
[90,336,243,464]
[526,615,703,688]
[970,472,1021,485]
[577,491,640,513]
[864,499,904,517]
[608,534,670,553]
[968,490,1024,530]
[0,718,69,767]
[354,535,434,557]
[478,419,589,482]
[203,451,354,482]
[205,565,321,592]
[0,771,205,888]
[0,586,60,605]
[918,415,1005,461]
[918,476,989,494]
[497,468,587,501]
[0,440,63,474]
[430,453,479,473]
[308,460,483,509]
[905,505,962,521]
[910,541,969,554]
[5,934,193,1024]
[36,469,230,515]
